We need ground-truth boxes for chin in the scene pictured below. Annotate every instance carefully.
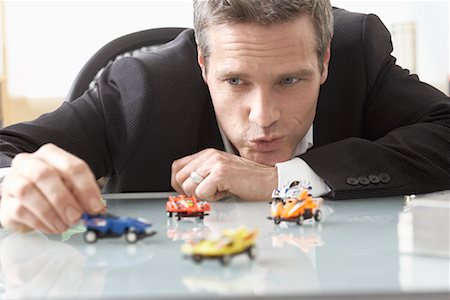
[245,152,292,166]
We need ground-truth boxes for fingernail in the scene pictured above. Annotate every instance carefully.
[54,219,67,232]
[90,197,104,212]
[66,206,81,223]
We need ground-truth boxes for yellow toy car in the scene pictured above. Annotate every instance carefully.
[181,227,258,266]
[270,187,323,225]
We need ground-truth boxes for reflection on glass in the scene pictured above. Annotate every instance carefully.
[182,264,268,295]
[0,231,105,299]
[0,230,154,299]
[399,254,450,292]
[266,223,323,293]
[271,223,324,254]
[166,218,212,242]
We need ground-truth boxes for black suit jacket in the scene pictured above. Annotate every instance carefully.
[1,8,449,199]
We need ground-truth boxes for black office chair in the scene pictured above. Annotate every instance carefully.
[66,27,187,102]
[65,27,187,188]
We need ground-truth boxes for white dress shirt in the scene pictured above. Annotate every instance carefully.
[219,125,331,197]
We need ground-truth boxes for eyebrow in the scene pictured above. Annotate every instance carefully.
[275,69,315,80]
[215,67,315,80]
[215,69,248,79]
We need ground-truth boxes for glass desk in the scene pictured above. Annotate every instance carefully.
[1,195,449,300]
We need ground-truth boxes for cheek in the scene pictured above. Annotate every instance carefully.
[209,86,244,130]
[209,85,232,116]
[281,90,318,127]
[285,89,316,113]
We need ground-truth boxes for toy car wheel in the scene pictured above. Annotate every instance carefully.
[247,246,257,260]
[220,255,232,266]
[274,217,281,225]
[192,255,203,264]
[167,212,173,218]
[125,231,138,244]
[84,230,98,244]
[314,210,322,222]
[177,215,182,221]
[296,215,304,225]
[198,214,204,220]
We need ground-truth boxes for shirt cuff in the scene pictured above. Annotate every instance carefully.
[275,158,331,197]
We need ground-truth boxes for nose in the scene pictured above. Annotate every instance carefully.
[248,88,280,128]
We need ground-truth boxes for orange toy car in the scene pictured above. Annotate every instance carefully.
[270,188,323,225]
[166,195,211,220]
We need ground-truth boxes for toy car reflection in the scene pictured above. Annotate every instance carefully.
[166,195,210,220]
[269,184,323,225]
[81,213,156,244]
[166,218,212,242]
[181,227,258,266]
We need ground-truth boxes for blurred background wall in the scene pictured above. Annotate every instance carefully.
[0,0,448,127]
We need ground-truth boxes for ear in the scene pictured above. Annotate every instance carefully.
[320,42,331,85]
[197,46,208,83]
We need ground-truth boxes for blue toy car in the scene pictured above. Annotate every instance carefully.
[81,213,156,244]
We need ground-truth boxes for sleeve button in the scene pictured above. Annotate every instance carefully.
[346,177,359,186]
[368,174,380,184]
[358,176,370,185]
[379,172,391,183]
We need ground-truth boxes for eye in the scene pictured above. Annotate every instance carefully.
[226,78,241,86]
[280,77,299,85]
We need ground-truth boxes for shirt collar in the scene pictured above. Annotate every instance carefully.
[293,125,314,156]
[219,125,314,157]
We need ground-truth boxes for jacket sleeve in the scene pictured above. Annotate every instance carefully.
[301,14,450,199]
[0,57,155,180]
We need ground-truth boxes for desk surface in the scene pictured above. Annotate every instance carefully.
[1,195,449,300]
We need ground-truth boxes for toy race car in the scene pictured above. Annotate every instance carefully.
[181,227,258,266]
[269,184,323,225]
[81,213,156,244]
[166,195,210,220]
[271,180,311,201]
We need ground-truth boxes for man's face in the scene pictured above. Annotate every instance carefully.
[198,16,330,166]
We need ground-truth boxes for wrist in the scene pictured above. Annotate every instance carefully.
[263,166,278,200]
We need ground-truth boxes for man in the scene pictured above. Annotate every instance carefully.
[0,0,449,234]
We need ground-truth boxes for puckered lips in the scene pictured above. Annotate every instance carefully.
[248,136,286,153]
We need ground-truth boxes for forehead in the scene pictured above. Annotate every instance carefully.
[205,16,318,72]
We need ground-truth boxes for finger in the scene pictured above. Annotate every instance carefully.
[194,171,229,201]
[11,153,83,226]
[0,213,33,233]
[196,187,228,201]
[2,173,67,233]
[181,168,209,197]
[171,149,209,193]
[171,160,184,194]
[33,144,104,214]
[1,196,57,234]
[12,209,54,234]
[179,153,215,196]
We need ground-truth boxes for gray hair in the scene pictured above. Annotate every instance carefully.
[193,0,333,71]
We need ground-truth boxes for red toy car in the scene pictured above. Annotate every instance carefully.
[166,195,210,220]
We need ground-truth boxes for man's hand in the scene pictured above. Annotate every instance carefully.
[171,148,277,201]
[0,143,105,234]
